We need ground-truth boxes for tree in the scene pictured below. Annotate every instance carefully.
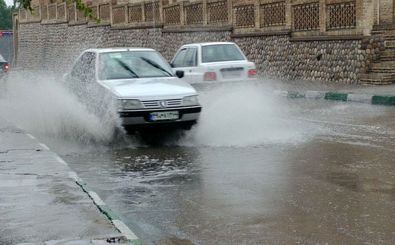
[17,0,97,21]
[0,0,13,29]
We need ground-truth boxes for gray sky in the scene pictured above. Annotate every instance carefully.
[5,0,13,6]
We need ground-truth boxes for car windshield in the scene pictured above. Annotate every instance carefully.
[98,51,174,80]
[202,44,245,63]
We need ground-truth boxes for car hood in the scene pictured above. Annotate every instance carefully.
[100,77,198,99]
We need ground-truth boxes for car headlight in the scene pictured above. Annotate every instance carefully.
[183,95,199,106]
[118,99,142,110]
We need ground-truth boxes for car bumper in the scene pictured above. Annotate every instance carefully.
[118,106,202,126]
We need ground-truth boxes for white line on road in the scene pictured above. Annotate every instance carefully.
[26,133,36,140]
[55,156,68,166]
[38,143,50,151]
[112,220,139,241]
[68,171,80,182]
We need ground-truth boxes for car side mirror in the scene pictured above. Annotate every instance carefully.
[175,70,184,79]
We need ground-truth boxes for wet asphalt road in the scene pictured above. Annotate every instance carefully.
[45,87,395,245]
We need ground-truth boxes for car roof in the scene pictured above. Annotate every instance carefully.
[181,42,237,47]
[84,48,157,53]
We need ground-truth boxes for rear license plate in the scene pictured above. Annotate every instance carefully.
[149,111,179,121]
[221,68,243,78]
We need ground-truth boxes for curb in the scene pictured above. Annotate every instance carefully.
[29,135,142,245]
[274,90,395,106]
[75,180,141,245]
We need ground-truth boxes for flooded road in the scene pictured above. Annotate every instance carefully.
[3,75,394,244]
[53,99,395,245]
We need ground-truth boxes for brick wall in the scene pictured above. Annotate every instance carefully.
[15,0,388,83]
[17,22,372,83]
[379,0,393,24]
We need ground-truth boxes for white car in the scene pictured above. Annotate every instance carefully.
[0,54,9,79]
[64,48,202,130]
[170,42,257,83]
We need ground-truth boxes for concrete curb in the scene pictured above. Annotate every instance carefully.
[29,135,142,245]
[274,90,395,106]
[76,180,141,245]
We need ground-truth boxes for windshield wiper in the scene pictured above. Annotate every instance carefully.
[114,58,139,78]
[139,57,173,77]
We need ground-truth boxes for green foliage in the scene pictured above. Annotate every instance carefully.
[18,0,32,11]
[0,0,13,29]
[16,0,100,22]
[72,0,100,22]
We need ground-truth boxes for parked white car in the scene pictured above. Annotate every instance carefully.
[64,48,202,130]
[170,42,257,83]
[0,54,9,79]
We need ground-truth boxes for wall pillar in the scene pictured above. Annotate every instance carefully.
[379,0,394,24]
[319,0,326,33]
[357,0,375,35]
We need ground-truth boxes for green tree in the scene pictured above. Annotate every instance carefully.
[0,0,13,29]
[17,0,97,21]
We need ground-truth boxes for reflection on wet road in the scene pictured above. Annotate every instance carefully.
[52,96,395,244]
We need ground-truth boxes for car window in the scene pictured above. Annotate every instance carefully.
[71,52,96,81]
[0,54,6,62]
[172,48,197,67]
[202,44,245,63]
[98,51,173,80]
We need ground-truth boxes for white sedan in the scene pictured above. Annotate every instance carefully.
[64,48,202,130]
[170,42,257,83]
[0,54,9,79]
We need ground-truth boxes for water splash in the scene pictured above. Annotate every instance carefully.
[0,72,312,148]
[181,81,310,147]
[0,71,122,144]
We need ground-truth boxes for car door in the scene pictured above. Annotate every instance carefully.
[171,46,201,83]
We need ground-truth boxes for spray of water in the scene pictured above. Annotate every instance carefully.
[0,71,122,144]
[181,81,310,147]
[0,71,310,148]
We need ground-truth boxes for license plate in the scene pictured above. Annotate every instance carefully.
[221,68,243,78]
[222,71,241,78]
[149,111,179,121]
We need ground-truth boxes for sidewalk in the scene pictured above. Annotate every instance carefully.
[0,122,139,244]
[269,79,395,105]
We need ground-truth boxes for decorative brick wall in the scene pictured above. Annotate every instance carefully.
[260,2,286,27]
[234,4,255,28]
[292,2,320,31]
[144,1,160,22]
[379,0,393,24]
[207,0,228,24]
[327,1,356,30]
[16,21,373,84]
[15,0,386,84]
[164,4,181,25]
[129,4,143,23]
[184,2,204,25]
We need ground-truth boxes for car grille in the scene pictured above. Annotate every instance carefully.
[142,99,183,109]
